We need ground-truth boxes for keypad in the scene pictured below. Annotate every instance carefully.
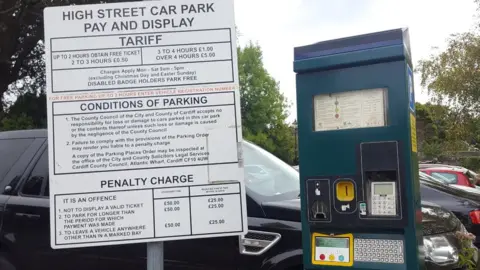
[371,195,396,216]
[354,238,404,264]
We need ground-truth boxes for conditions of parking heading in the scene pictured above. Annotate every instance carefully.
[79,95,208,112]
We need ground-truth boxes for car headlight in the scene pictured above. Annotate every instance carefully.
[424,235,459,265]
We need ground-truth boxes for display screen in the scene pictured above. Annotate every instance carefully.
[374,183,394,195]
[315,237,349,248]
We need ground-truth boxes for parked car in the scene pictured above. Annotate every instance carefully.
[421,171,480,193]
[421,166,478,188]
[419,172,480,247]
[0,129,475,269]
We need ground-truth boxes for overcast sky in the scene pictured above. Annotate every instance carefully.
[234,0,478,122]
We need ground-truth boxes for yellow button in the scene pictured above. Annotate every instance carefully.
[329,254,335,261]
[336,180,355,202]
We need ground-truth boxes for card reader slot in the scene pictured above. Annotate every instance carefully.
[306,179,331,222]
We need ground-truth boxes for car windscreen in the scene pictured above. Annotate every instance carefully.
[420,171,449,185]
[242,141,299,202]
[430,172,458,184]
[419,172,452,188]
[0,138,35,180]
[420,171,480,201]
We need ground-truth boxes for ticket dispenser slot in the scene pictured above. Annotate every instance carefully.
[360,141,401,218]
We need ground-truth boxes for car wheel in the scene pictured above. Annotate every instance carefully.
[0,254,15,270]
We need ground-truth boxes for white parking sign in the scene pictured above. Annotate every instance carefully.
[44,0,247,249]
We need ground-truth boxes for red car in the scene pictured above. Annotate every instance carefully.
[421,166,479,188]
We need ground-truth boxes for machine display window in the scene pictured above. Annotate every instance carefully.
[315,237,349,248]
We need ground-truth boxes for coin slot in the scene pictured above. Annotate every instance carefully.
[336,180,355,202]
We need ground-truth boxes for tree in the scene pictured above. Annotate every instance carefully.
[238,42,295,163]
[1,0,50,112]
[0,113,35,131]
[416,1,480,156]
[0,91,46,130]
[416,102,449,141]
[416,32,480,113]
[416,102,451,159]
[7,91,47,127]
[415,101,480,163]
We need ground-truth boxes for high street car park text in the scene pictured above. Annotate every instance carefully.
[62,3,216,32]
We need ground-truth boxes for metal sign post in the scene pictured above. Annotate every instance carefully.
[147,242,164,270]
[43,1,247,269]
[141,2,162,270]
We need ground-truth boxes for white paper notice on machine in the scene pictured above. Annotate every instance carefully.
[44,0,247,249]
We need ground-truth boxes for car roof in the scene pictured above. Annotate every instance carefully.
[0,129,47,140]
[419,163,460,168]
[423,166,467,173]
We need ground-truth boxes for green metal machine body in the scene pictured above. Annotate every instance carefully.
[294,28,423,270]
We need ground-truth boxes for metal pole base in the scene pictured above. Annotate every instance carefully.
[147,242,164,270]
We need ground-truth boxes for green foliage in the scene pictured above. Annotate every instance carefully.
[415,9,480,160]
[0,113,34,131]
[460,157,480,173]
[415,102,459,159]
[415,24,480,156]
[237,42,295,164]
[416,32,480,113]
[421,142,445,160]
[415,102,448,141]
[456,232,477,270]
[7,91,47,128]
[0,91,46,131]
[415,96,480,160]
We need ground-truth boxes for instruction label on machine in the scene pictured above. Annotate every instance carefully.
[44,0,247,249]
[313,88,387,132]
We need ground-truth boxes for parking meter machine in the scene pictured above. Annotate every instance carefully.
[294,28,424,270]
